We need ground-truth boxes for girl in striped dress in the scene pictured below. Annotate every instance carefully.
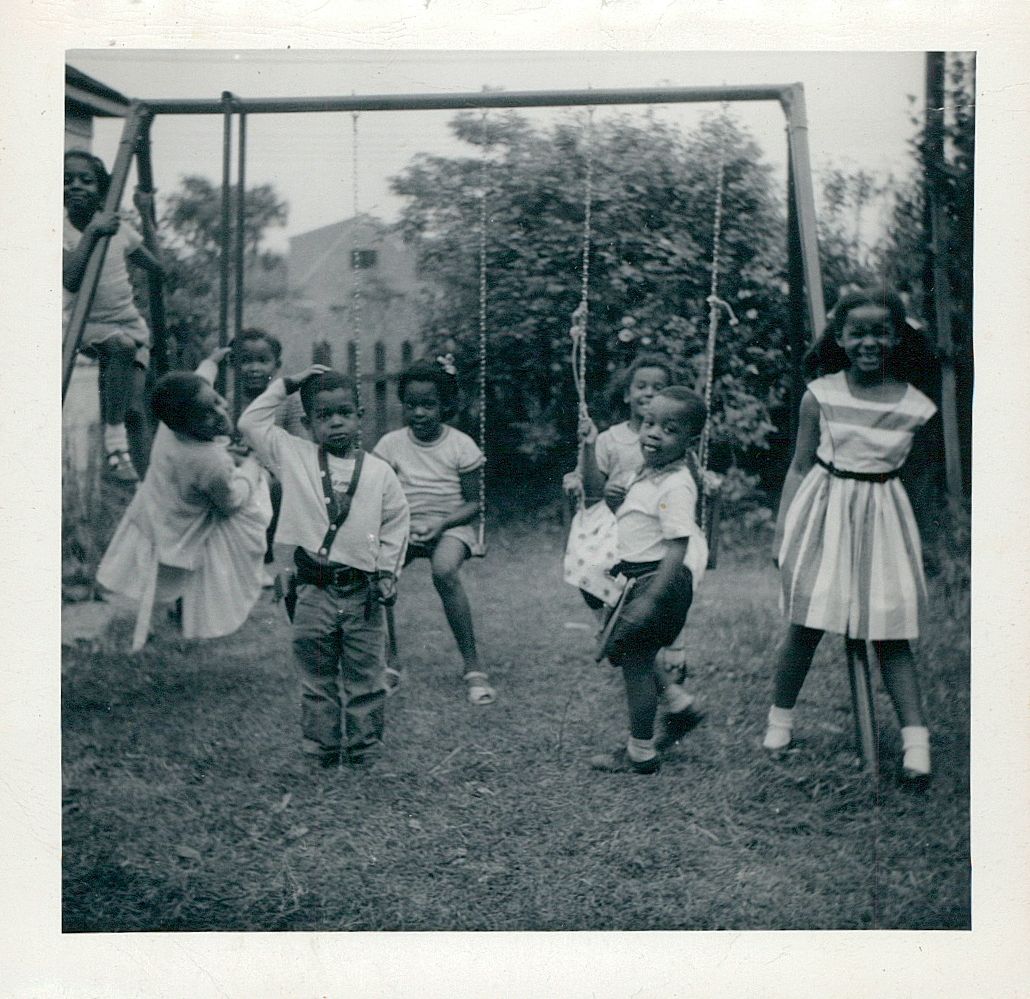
[763,288,938,788]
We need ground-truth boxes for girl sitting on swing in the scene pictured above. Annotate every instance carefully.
[374,357,496,706]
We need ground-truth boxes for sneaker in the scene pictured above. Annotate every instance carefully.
[589,748,661,775]
[656,705,705,751]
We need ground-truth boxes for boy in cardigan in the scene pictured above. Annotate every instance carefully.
[239,364,409,769]
[592,386,709,775]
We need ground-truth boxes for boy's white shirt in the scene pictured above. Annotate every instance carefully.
[238,378,409,574]
[616,461,708,589]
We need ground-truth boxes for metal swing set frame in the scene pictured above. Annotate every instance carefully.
[62,79,884,773]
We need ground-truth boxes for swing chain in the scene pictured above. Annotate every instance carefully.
[476,111,489,550]
[351,110,363,448]
[697,112,732,529]
[568,108,595,509]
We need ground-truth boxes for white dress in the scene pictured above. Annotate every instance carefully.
[778,372,937,640]
[97,425,271,650]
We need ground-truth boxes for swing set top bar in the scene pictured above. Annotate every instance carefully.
[137,83,798,117]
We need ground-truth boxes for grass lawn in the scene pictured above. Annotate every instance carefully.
[62,525,970,932]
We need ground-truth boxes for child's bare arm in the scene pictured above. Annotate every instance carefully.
[577,416,606,503]
[772,390,820,559]
[62,213,119,293]
[127,244,164,277]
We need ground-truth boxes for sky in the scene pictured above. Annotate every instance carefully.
[68,49,926,254]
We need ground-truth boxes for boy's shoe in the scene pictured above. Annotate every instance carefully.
[655,705,705,751]
[589,748,661,775]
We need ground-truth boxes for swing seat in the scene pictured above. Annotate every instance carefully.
[468,540,488,559]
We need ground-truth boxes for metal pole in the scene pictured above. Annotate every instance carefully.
[139,84,793,117]
[924,52,964,497]
[62,105,147,401]
[217,92,233,398]
[133,113,170,377]
[233,111,247,420]
[782,84,826,341]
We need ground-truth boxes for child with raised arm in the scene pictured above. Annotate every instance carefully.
[591,386,709,775]
[238,364,409,770]
[373,358,495,705]
[96,348,271,651]
[63,151,163,482]
[763,287,938,789]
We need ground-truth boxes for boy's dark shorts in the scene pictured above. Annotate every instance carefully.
[606,564,693,666]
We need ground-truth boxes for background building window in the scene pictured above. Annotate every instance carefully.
[351,249,377,270]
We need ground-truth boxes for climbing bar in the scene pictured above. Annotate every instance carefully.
[138,84,794,117]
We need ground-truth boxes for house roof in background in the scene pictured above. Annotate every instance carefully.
[66,64,131,117]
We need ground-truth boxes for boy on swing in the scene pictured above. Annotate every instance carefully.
[591,386,709,775]
[238,363,409,770]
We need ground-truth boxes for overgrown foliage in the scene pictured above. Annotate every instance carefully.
[392,111,793,484]
[137,176,289,366]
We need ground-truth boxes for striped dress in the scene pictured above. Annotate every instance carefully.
[778,372,937,640]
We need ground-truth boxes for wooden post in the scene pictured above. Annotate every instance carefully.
[845,639,879,776]
[924,52,964,497]
[62,105,148,401]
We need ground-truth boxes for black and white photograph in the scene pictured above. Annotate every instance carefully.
[4,3,1029,995]
[60,46,971,929]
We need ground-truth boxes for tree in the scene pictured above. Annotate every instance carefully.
[138,176,288,365]
[392,110,794,490]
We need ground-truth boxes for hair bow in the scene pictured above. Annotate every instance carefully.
[436,353,457,376]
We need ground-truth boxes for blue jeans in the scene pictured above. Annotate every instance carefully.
[292,582,386,757]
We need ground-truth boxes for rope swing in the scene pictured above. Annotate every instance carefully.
[470,111,491,557]
[697,112,737,539]
[350,110,364,448]
[569,107,595,512]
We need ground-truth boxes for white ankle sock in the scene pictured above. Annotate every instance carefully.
[104,423,128,454]
[900,726,931,775]
[627,736,657,762]
[763,705,794,750]
[664,683,694,714]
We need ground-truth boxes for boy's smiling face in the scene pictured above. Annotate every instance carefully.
[638,396,696,469]
[304,388,360,457]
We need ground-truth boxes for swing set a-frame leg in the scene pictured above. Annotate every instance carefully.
[845,638,879,776]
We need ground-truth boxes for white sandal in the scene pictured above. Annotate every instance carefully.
[463,671,496,706]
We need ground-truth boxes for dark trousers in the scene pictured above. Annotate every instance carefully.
[291,582,386,757]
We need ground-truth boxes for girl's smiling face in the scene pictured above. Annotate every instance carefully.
[836,304,898,378]
[624,366,671,423]
[64,155,102,223]
[237,338,280,396]
[402,380,444,442]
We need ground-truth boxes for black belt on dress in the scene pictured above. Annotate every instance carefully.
[815,455,901,483]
